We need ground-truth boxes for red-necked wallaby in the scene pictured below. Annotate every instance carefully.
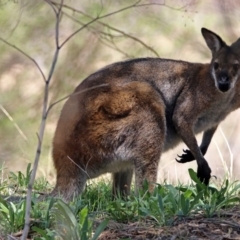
[50,28,240,201]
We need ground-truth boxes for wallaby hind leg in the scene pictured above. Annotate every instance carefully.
[108,81,166,195]
[50,150,88,202]
[134,154,160,194]
[50,171,87,202]
[134,112,165,193]
[112,169,133,198]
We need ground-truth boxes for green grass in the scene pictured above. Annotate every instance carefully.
[0,165,240,239]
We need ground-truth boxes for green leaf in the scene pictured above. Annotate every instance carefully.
[183,189,193,199]
[167,190,177,213]
[182,200,190,215]
[92,219,108,240]
[32,226,48,237]
[45,197,55,224]
[188,168,206,190]
[0,196,8,208]
[56,200,77,227]
[157,194,164,212]
[79,206,88,226]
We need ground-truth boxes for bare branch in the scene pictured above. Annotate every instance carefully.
[44,0,58,15]
[51,0,194,55]
[59,15,100,48]
[21,1,64,239]
[52,0,146,48]
[51,0,193,18]
[63,11,160,57]
[45,0,62,83]
[98,24,160,57]
[46,84,109,115]
[67,155,90,179]
[0,37,47,82]
[98,37,132,58]
[0,105,28,141]
[6,9,23,40]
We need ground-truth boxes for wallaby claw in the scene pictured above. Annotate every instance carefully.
[175,149,195,163]
[175,157,181,163]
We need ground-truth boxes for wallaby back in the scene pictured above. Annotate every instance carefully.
[49,28,240,201]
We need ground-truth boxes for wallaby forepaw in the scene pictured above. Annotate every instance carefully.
[176,149,195,163]
[197,163,211,185]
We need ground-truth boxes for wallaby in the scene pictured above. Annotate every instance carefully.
[50,28,240,201]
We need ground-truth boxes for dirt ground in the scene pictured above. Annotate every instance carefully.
[98,206,240,240]
[4,206,240,240]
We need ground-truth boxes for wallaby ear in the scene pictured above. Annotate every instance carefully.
[201,28,226,54]
[231,38,240,51]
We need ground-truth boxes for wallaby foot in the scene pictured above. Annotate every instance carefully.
[48,176,87,202]
[134,160,159,194]
[176,150,211,185]
[112,169,133,198]
[197,161,211,185]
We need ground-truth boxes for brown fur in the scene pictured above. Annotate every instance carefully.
[49,28,240,201]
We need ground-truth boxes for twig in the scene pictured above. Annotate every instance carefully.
[63,11,160,57]
[21,1,63,239]
[219,127,234,180]
[51,0,192,17]
[67,156,90,179]
[0,37,46,82]
[62,13,133,57]
[0,105,27,141]
[46,83,108,115]
[211,211,240,218]
[50,0,195,56]
[201,218,240,229]
[58,0,142,48]
[7,235,18,240]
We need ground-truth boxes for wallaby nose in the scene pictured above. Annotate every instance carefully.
[218,71,230,92]
[219,71,229,83]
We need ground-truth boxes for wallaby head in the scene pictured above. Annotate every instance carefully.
[202,28,240,92]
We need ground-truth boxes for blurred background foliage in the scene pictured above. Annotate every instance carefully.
[0,0,240,184]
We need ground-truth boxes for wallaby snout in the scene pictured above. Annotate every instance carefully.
[211,60,240,92]
[217,71,231,92]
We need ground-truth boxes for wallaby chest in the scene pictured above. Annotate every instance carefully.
[194,103,232,134]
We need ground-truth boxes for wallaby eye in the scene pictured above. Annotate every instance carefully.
[213,62,219,70]
[233,63,239,71]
